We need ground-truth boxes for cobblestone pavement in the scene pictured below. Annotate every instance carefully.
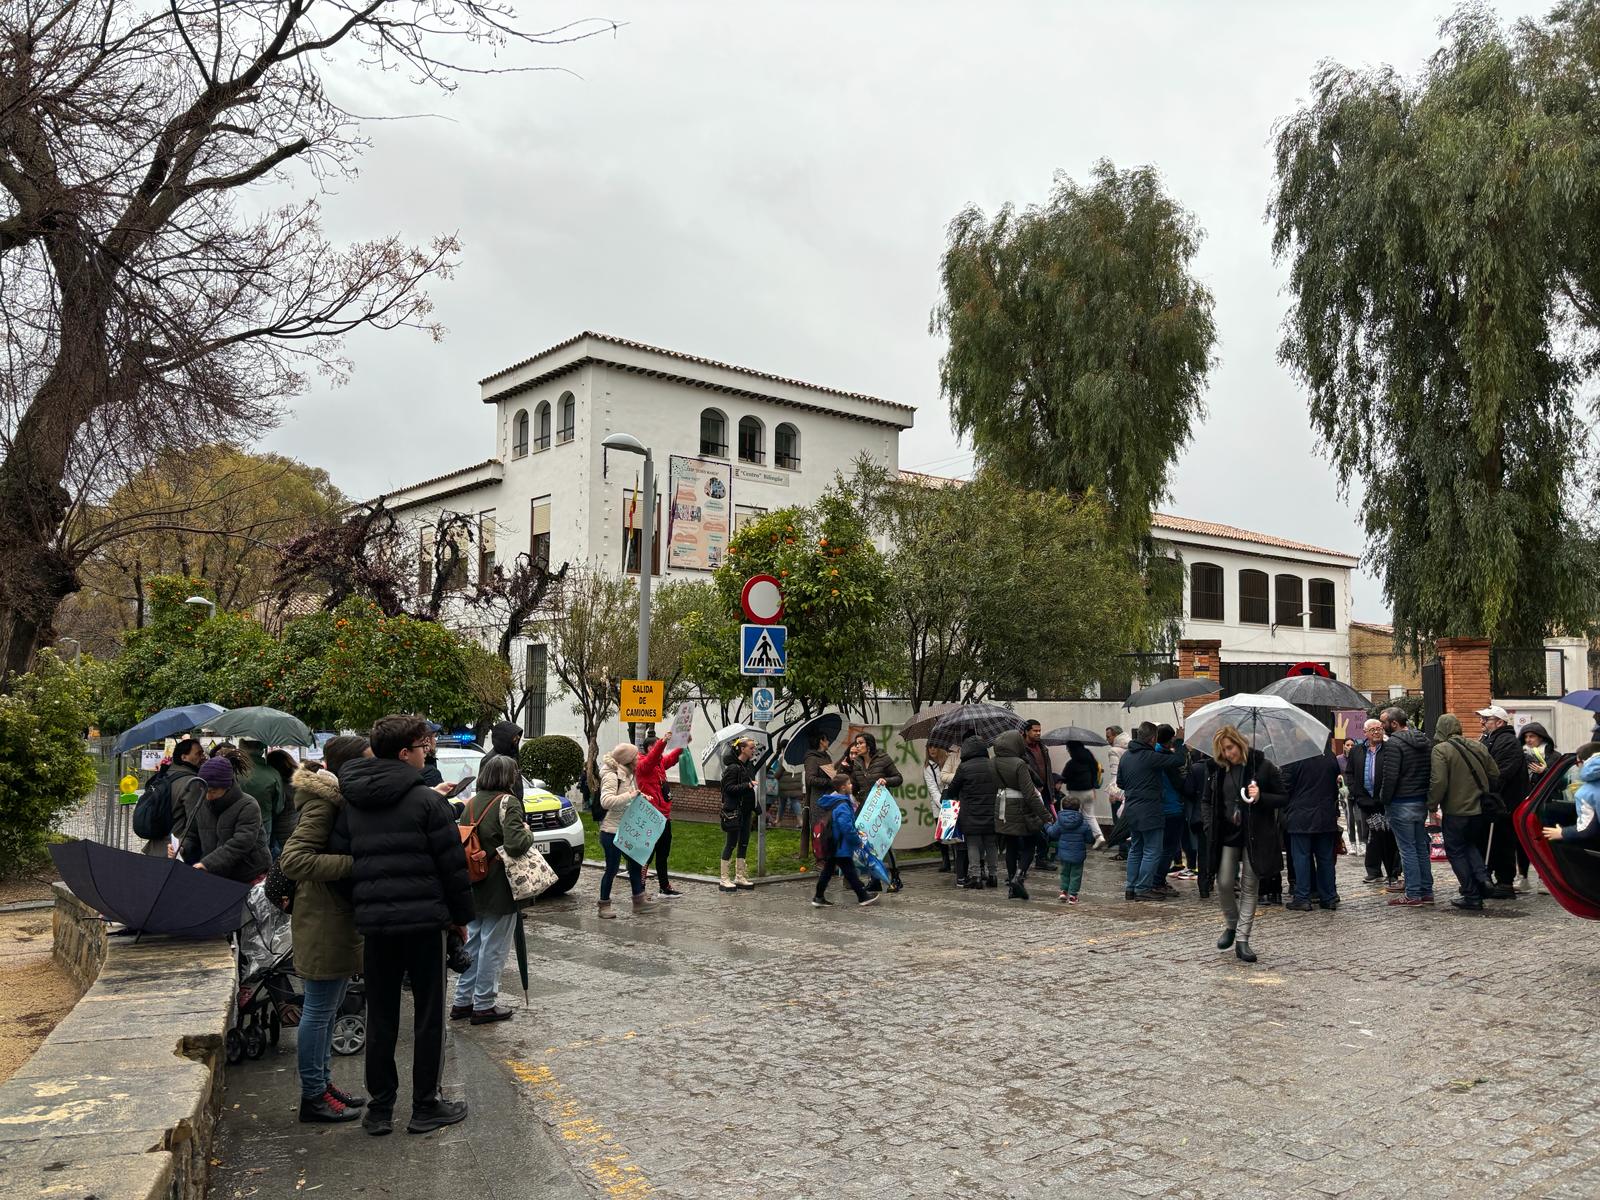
[471,853,1600,1200]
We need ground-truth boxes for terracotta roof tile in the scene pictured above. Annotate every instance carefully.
[1150,513,1357,561]
[479,331,915,413]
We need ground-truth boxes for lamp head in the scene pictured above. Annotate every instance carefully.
[601,432,647,456]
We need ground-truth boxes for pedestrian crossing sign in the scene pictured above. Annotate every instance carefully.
[741,623,787,676]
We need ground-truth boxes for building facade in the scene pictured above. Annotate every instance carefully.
[1348,620,1423,700]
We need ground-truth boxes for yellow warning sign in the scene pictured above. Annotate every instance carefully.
[620,679,665,723]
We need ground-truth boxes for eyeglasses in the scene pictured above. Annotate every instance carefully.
[407,743,431,752]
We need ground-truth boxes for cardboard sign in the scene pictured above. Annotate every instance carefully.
[856,781,903,860]
[620,679,665,723]
[139,748,164,772]
[611,795,667,864]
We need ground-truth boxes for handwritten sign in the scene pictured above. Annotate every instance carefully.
[665,702,694,754]
[612,795,667,864]
[856,781,903,860]
[620,679,665,724]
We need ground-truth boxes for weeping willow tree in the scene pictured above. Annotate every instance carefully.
[1271,2,1600,653]
[932,160,1217,543]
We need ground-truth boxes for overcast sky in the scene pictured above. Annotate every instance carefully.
[262,0,1549,623]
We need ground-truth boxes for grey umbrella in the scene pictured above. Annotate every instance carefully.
[1041,725,1108,747]
[1124,678,1220,710]
[1259,674,1372,711]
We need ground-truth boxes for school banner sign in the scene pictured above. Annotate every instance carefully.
[666,455,733,572]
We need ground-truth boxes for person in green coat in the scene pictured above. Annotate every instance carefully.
[241,739,288,859]
[450,753,535,1025]
[279,735,371,1124]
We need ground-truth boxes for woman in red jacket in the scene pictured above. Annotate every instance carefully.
[637,733,687,899]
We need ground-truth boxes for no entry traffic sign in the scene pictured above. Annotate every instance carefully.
[740,574,785,625]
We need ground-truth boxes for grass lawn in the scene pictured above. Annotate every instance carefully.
[579,814,938,878]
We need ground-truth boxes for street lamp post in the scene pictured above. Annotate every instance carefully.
[184,595,217,620]
[602,433,655,746]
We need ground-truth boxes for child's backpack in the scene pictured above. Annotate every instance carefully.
[811,807,837,861]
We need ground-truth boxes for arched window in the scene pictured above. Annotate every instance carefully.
[1274,574,1304,627]
[775,422,801,470]
[738,416,764,464]
[700,408,728,457]
[557,391,576,443]
[512,409,529,458]
[1239,569,1268,625]
[1190,562,1223,621]
[1308,578,1337,630]
[534,401,552,451]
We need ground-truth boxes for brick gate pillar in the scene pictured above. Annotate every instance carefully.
[1176,639,1223,723]
[1435,637,1492,721]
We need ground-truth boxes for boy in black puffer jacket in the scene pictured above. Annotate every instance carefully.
[337,714,475,1137]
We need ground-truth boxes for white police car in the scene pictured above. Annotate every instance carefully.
[434,745,585,897]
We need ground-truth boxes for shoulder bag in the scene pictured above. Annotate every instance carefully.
[495,793,558,901]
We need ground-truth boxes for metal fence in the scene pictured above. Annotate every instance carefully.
[56,737,139,851]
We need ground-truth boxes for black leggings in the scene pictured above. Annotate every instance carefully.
[721,809,752,859]
[652,819,673,888]
[1004,834,1033,882]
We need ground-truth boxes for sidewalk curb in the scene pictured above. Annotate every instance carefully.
[578,853,945,888]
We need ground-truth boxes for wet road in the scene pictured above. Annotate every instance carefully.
[215,853,1600,1199]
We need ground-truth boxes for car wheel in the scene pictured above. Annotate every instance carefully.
[540,868,582,899]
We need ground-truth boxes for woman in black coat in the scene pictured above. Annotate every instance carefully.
[945,734,1001,889]
[1201,726,1287,964]
[719,739,759,893]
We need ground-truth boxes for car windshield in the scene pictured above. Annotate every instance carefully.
[434,747,541,796]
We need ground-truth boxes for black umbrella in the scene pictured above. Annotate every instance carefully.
[512,914,530,1007]
[782,712,844,766]
[49,840,250,937]
[1259,674,1372,711]
[1123,678,1220,710]
[896,702,969,744]
[927,703,1024,751]
[1041,725,1108,747]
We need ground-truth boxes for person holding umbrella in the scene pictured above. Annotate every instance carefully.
[992,730,1049,899]
[1201,725,1288,963]
[1115,722,1184,902]
[945,729,1000,889]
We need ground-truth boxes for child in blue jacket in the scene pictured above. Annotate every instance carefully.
[812,773,880,908]
[1544,744,1600,844]
[1043,795,1094,904]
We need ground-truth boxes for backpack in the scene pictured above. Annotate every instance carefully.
[459,793,496,884]
[811,807,837,861]
[1452,738,1504,817]
[132,769,175,841]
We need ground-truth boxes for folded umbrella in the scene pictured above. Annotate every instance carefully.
[782,713,843,766]
[112,703,227,756]
[512,915,530,1008]
[205,706,315,747]
[1185,693,1331,768]
[49,840,250,937]
[926,703,1025,751]
[1042,725,1108,747]
[1259,674,1372,711]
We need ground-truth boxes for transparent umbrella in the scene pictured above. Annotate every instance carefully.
[1185,693,1331,768]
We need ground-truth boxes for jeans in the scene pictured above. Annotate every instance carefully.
[599,831,644,902]
[651,819,674,891]
[721,809,752,859]
[1057,860,1084,896]
[1289,831,1338,904]
[364,930,446,1114]
[1442,813,1491,902]
[1217,844,1260,940]
[297,976,349,1099]
[815,855,869,900]
[1125,826,1162,893]
[1155,813,1185,884]
[452,910,517,1011]
[965,831,998,881]
[1388,799,1433,899]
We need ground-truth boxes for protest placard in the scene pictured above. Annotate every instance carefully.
[612,794,667,864]
[856,781,903,860]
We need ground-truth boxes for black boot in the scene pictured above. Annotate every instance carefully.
[300,1093,361,1124]
[1216,926,1236,950]
[1235,941,1257,964]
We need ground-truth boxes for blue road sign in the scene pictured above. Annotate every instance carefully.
[741,624,787,676]
[751,686,775,721]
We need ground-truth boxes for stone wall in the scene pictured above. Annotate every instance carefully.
[0,883,237,1200]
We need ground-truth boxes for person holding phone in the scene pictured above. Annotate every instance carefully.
[1201,725,1287,964]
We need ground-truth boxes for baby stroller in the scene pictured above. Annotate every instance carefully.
[228,879,366,1064]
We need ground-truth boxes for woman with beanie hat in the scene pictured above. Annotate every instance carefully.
[280,735,373,1123]
[179,755,271,882]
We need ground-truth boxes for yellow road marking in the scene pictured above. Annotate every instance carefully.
[506,1060,654,1197]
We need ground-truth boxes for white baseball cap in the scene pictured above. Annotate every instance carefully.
[1476,705,1511,721]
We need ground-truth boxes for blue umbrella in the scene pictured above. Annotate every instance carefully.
[1559,689,1600,714]
[112,703,227,755]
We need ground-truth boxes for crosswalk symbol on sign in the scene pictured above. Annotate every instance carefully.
[741,624,786,676]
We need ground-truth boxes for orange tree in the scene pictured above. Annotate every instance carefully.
[683,483,901,725]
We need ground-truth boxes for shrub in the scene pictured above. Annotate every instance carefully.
[519,735,585,794]
[0,652,97,873]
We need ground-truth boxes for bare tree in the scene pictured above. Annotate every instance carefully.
[0,1,615,677]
